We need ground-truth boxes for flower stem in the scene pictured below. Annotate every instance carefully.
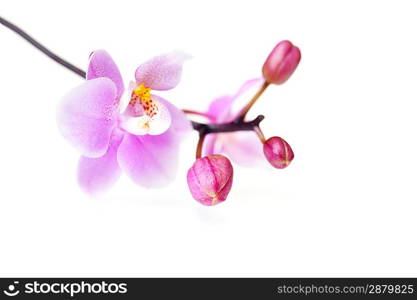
[238,81,270,120]
[196,133,205,159]
[254,126,266,143]
[0,16,86,78]
[190,115,264,134]
[183,109,212,120]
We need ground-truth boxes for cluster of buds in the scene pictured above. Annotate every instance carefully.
[187,40,301,206]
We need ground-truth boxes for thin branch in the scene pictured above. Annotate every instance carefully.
[183,109,213,120]
[0,16,86,78]
[195,133,206,159]
[237,81,269,120]
[191,115,265,135]
[254,126,266,143]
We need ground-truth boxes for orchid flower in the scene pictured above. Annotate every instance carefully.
[57,50,191,194]
[202,78,266,167]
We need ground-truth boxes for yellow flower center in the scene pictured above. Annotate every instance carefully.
[133,83,151,103]
[130,83,157,117]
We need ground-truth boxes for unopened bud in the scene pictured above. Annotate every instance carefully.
[263,136,294,169]
[187,155,233,206]
[262,40,301,85]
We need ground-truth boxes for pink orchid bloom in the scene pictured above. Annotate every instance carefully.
[202,78,265,167]
[57,50,191,194]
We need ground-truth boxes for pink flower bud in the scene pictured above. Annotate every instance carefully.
[263,137,294,169]
[187,155,233,206]
[262,40,301,84]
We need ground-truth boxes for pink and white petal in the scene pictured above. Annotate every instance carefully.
[122,99,145,118]
[202,133,223,157]
[234,78,265,99]
[229,77,264,117]
[148,100,171,135]
[57,78,118,158]
[120,96,172,136]
[203,78,266,162]
[219,131,265,167]
[87,50,124,99]
[154,95,192,141]
[206,78,264,123]
[120,115,151,135]
[207,96,235,123]
[135,51,190,91]
[119,81,138,116]
[77,131,124,195]
[117,131,180,188]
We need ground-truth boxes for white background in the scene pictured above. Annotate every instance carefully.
[0,0,416,276]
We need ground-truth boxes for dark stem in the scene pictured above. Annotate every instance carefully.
[0,16,86,78]
[191,115,265,134]
[192,115,265,158]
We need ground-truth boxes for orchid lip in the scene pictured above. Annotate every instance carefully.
[120,83,172,136]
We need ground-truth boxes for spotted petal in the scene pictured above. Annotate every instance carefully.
[57,77,118,158]
[120,95,172,136]
[135,51,189,91]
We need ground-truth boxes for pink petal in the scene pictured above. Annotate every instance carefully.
[203,132,264,166]
[154,95,192,141]
[207,78,264,123]
[57,78,118,158]
[146,100,172,135]
[207,96,235,123]
[135,52,189,90]
[87,50,124,99]
[77,131,124,195]
[232,77,264,111]
[120,96,172,136]
[220,131,265,167]
[117,131,180,188]
[203,78,265,163]
[203,131,265,167]
[202,133,219,157]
